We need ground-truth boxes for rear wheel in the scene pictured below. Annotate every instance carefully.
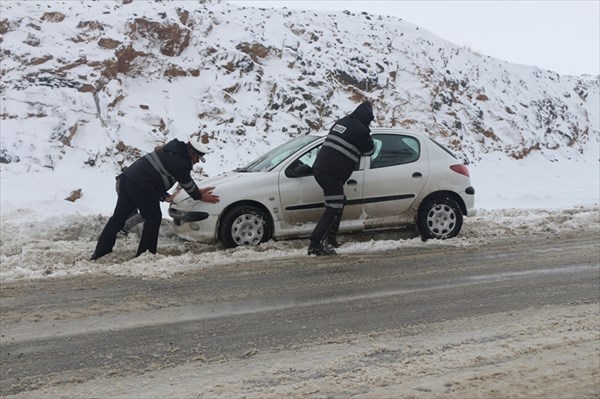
[219,204,270,248]
[417,196,463,240]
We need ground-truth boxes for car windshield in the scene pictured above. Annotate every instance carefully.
[238,135,321,172]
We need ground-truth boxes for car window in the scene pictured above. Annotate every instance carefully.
[284,144,321,178]
[242,135,320,172]
[370,134,420,169]
[298,145,320,167]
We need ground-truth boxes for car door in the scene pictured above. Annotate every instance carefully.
[362,133,429,220]
[278,143,365,228]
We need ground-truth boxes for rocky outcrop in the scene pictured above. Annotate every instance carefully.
[0,0,597,169]
[129,18,191,57]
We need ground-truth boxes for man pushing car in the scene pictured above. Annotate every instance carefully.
[308,101,376,256]
[91,137,220,260]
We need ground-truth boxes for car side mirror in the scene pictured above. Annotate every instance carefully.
[285,163,313,178]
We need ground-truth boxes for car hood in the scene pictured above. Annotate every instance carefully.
[196,170,248,187]
[170,170,274,211]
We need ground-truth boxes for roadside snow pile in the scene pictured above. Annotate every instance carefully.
[1,205,598,283]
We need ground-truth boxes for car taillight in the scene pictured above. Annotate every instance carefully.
[450,164,470,177]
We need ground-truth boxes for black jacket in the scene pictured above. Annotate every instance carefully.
[313,101,375,181]
[123,139,202,200]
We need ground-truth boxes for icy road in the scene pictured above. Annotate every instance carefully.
[1,233,598,398]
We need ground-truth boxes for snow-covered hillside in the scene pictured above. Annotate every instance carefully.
[1,0,598,177]
[0,0,598,278]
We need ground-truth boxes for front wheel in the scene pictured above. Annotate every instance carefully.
[219,204,270,248]
[417,196,463,240]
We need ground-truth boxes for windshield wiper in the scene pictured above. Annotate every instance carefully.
[234,167,248,172]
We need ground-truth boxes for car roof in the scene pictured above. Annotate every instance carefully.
[370,128,427,137]
[307,127,428,138]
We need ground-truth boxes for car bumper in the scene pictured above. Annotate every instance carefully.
[168,208,209,223]
[172,214,219,243]
[463,186,477,217]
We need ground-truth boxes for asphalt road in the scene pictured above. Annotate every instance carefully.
[1,234,599,396]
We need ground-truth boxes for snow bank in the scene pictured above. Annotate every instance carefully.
[1,151,599,283]
[1,204,597,283]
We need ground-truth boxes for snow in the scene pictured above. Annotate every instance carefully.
[0,1,599,397]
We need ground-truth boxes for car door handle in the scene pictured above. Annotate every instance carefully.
[346,179,358,186]
[412,172,422,178]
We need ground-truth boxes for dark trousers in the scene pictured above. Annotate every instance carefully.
[310,171,345,246]
[115,175,141,231]
[94,175,162,258]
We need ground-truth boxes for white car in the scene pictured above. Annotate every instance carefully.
[169,128,476,248]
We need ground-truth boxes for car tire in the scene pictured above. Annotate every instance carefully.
[219,204,270,248]
[417,196,463,240]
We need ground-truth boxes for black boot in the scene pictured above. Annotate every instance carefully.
[307,243,337,256]
[325,233,341,248]
[326,215,342,248]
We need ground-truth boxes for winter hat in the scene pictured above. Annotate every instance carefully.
[351,101,374,125]
[188,140,210,163]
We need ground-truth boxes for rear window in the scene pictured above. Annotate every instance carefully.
[429,138,457,159]
[370,134,420,169]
